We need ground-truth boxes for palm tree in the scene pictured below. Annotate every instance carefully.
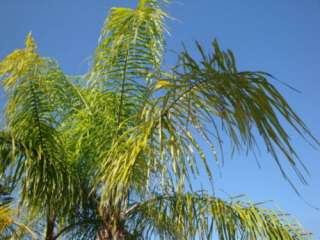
[0,0,317,239]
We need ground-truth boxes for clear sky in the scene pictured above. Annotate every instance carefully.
[1,0,319,237]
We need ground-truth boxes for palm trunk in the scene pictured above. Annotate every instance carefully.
[45,210,56,240]
[97,194,128,239]
[97,212,127,239]
[97,227,126,240]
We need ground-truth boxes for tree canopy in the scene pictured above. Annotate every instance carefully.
[0,0,317,239]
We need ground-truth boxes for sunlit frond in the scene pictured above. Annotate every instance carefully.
[0,205,20,239]
[98,40,318,205]
[127,192,310,240]
[0,202,35,239]
[0,34,78,214]
[151,40,318,189]
[93,0,167,125]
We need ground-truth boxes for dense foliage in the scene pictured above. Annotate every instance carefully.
[0,0,317,239]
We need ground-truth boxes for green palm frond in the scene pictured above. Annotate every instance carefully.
[93,0,167,125]
[98,40,318,205]
[0,131,16,179]
[53,190,102,240]
[0,34,78,214]
[127,192,310,240]
[152,40,318,188]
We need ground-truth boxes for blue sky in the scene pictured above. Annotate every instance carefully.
[1,0,319,237]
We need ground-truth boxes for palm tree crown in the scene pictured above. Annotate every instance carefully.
[0,0,317,239]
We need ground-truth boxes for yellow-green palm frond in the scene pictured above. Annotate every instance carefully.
[0,205,35,239]
[151,40,318,190]
[0,33,41,90]
[0,205,18,239]
[92,0,167,125]
[126,192,310,240]
[97,39,318,208]
[98,118,157,204]
[0,34,79,215]
[94,0,166,77]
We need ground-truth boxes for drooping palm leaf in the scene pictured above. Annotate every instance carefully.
[154,40,318,188]
[98,39,318,205]
[127,192,310,240]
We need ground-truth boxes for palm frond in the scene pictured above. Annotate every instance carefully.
[0,206,36,239]
[0,33,78,214]
[127,192,310,240]
[98,39,318,207]
[0,205,21,239]
[92,0,167,125]
[153,40,318,187]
